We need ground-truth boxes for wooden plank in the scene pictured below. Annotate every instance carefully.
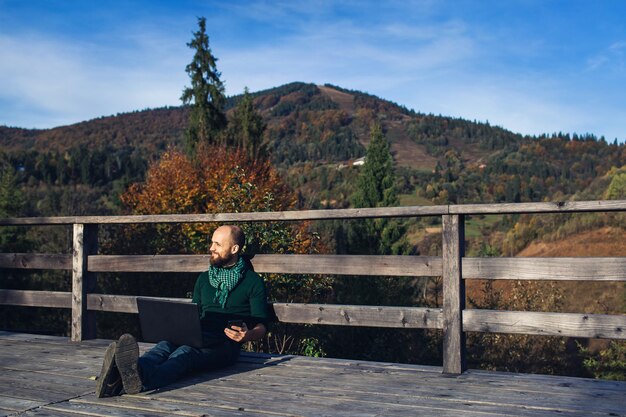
[71,224,98,341]
[2,200,625,226]
[88,254,443,276]
[463,257,626,281]
[0,205,447,225]
[86,294,187,313]
[68,396,280,417]
[0,289,71,308]
[449,199,626,214]
[46,401,178,417]
[85,294,443,329]
[13,407,90,417]
[272,303,443,329]
[0,386,75,404]
[0,254,71,270]
[0,370,96,393]
[464,309,626,339]
[0,396,44,413]
[441,214,466,374]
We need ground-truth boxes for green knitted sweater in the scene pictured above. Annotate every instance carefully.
[192,267,270,337]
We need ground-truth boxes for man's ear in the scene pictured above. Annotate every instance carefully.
[230,244,240,255]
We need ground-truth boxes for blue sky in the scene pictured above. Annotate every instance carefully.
[1,0,625,143]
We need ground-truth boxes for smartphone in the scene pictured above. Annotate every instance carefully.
[228,319,244,329]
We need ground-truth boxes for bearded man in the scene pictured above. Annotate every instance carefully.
[96,225,270,397]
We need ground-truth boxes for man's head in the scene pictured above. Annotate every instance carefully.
[209,225,245,268]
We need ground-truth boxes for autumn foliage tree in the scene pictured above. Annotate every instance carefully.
[120,145,294,253]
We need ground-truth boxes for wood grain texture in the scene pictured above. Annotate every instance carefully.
[0,289,71,308]
[84,294,444,329]
[0,205,447,225]
[1,199,624,225]
[463,257,626,281]
[0,254,71,270]
[272,303,443,329]
[448,199,626,214]
[442,214,466,374]
[464,309,626,339]
[88,254,443,276]
[71,224,97,342]
[86,294,186,313]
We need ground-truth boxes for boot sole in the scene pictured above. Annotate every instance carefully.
[95,341,117,398]
[115,334,142,394]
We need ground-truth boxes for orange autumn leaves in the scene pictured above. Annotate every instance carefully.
[119,145,297,254]
[122,145,294,216]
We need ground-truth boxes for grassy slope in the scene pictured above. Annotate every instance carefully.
[517,226,625,315]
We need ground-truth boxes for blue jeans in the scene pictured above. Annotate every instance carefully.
[137,340,240,391]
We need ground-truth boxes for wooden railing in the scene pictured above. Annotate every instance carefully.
[1,200,626,374]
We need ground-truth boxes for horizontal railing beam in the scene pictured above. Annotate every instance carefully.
[464,309,626,339]
[5,254,626,282]
[0,289,71,308]
[272,303,443,329]
[1,199,625,225]
[0,205,447,225]
[88,254,443,277]
[84,294,443,329]
[463,257,626,281]
[0,254,72,270]
[449,200,626,214]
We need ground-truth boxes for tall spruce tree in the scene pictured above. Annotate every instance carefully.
[347,123,406,255]
[227,87,266,160]
[181,17,227,157]
[352,123,398,208]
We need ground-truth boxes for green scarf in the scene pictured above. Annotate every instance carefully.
[208,257,246,308]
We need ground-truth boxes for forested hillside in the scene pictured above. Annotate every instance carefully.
[2,82,625,217]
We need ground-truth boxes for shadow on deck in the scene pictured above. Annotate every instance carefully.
[1,331,625,417]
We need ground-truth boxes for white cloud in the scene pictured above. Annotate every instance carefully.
[586,40,626,73]
[220,16,477,97]
[0,30,188,128]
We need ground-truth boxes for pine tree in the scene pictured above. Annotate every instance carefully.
[351,123,398,208]
[345,123,406,255]
[227,87,267,160]
[180,17,227,157]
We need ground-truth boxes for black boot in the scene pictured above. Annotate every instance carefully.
[95,341,123,397]
[115,334,142,394]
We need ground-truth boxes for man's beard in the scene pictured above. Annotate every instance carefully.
[210,251,235,268]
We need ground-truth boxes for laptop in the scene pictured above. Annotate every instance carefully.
[137,298,204,348]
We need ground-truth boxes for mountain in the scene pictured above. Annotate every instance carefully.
[1,82,625,216]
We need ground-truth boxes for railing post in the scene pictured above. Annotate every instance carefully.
[442,214,467,374]
[72,223,98,341]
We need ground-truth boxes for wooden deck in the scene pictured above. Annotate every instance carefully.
[1,332,625,417]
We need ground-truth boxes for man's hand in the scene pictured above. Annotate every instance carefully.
[224,322,266,343]
[224,321,248,342]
